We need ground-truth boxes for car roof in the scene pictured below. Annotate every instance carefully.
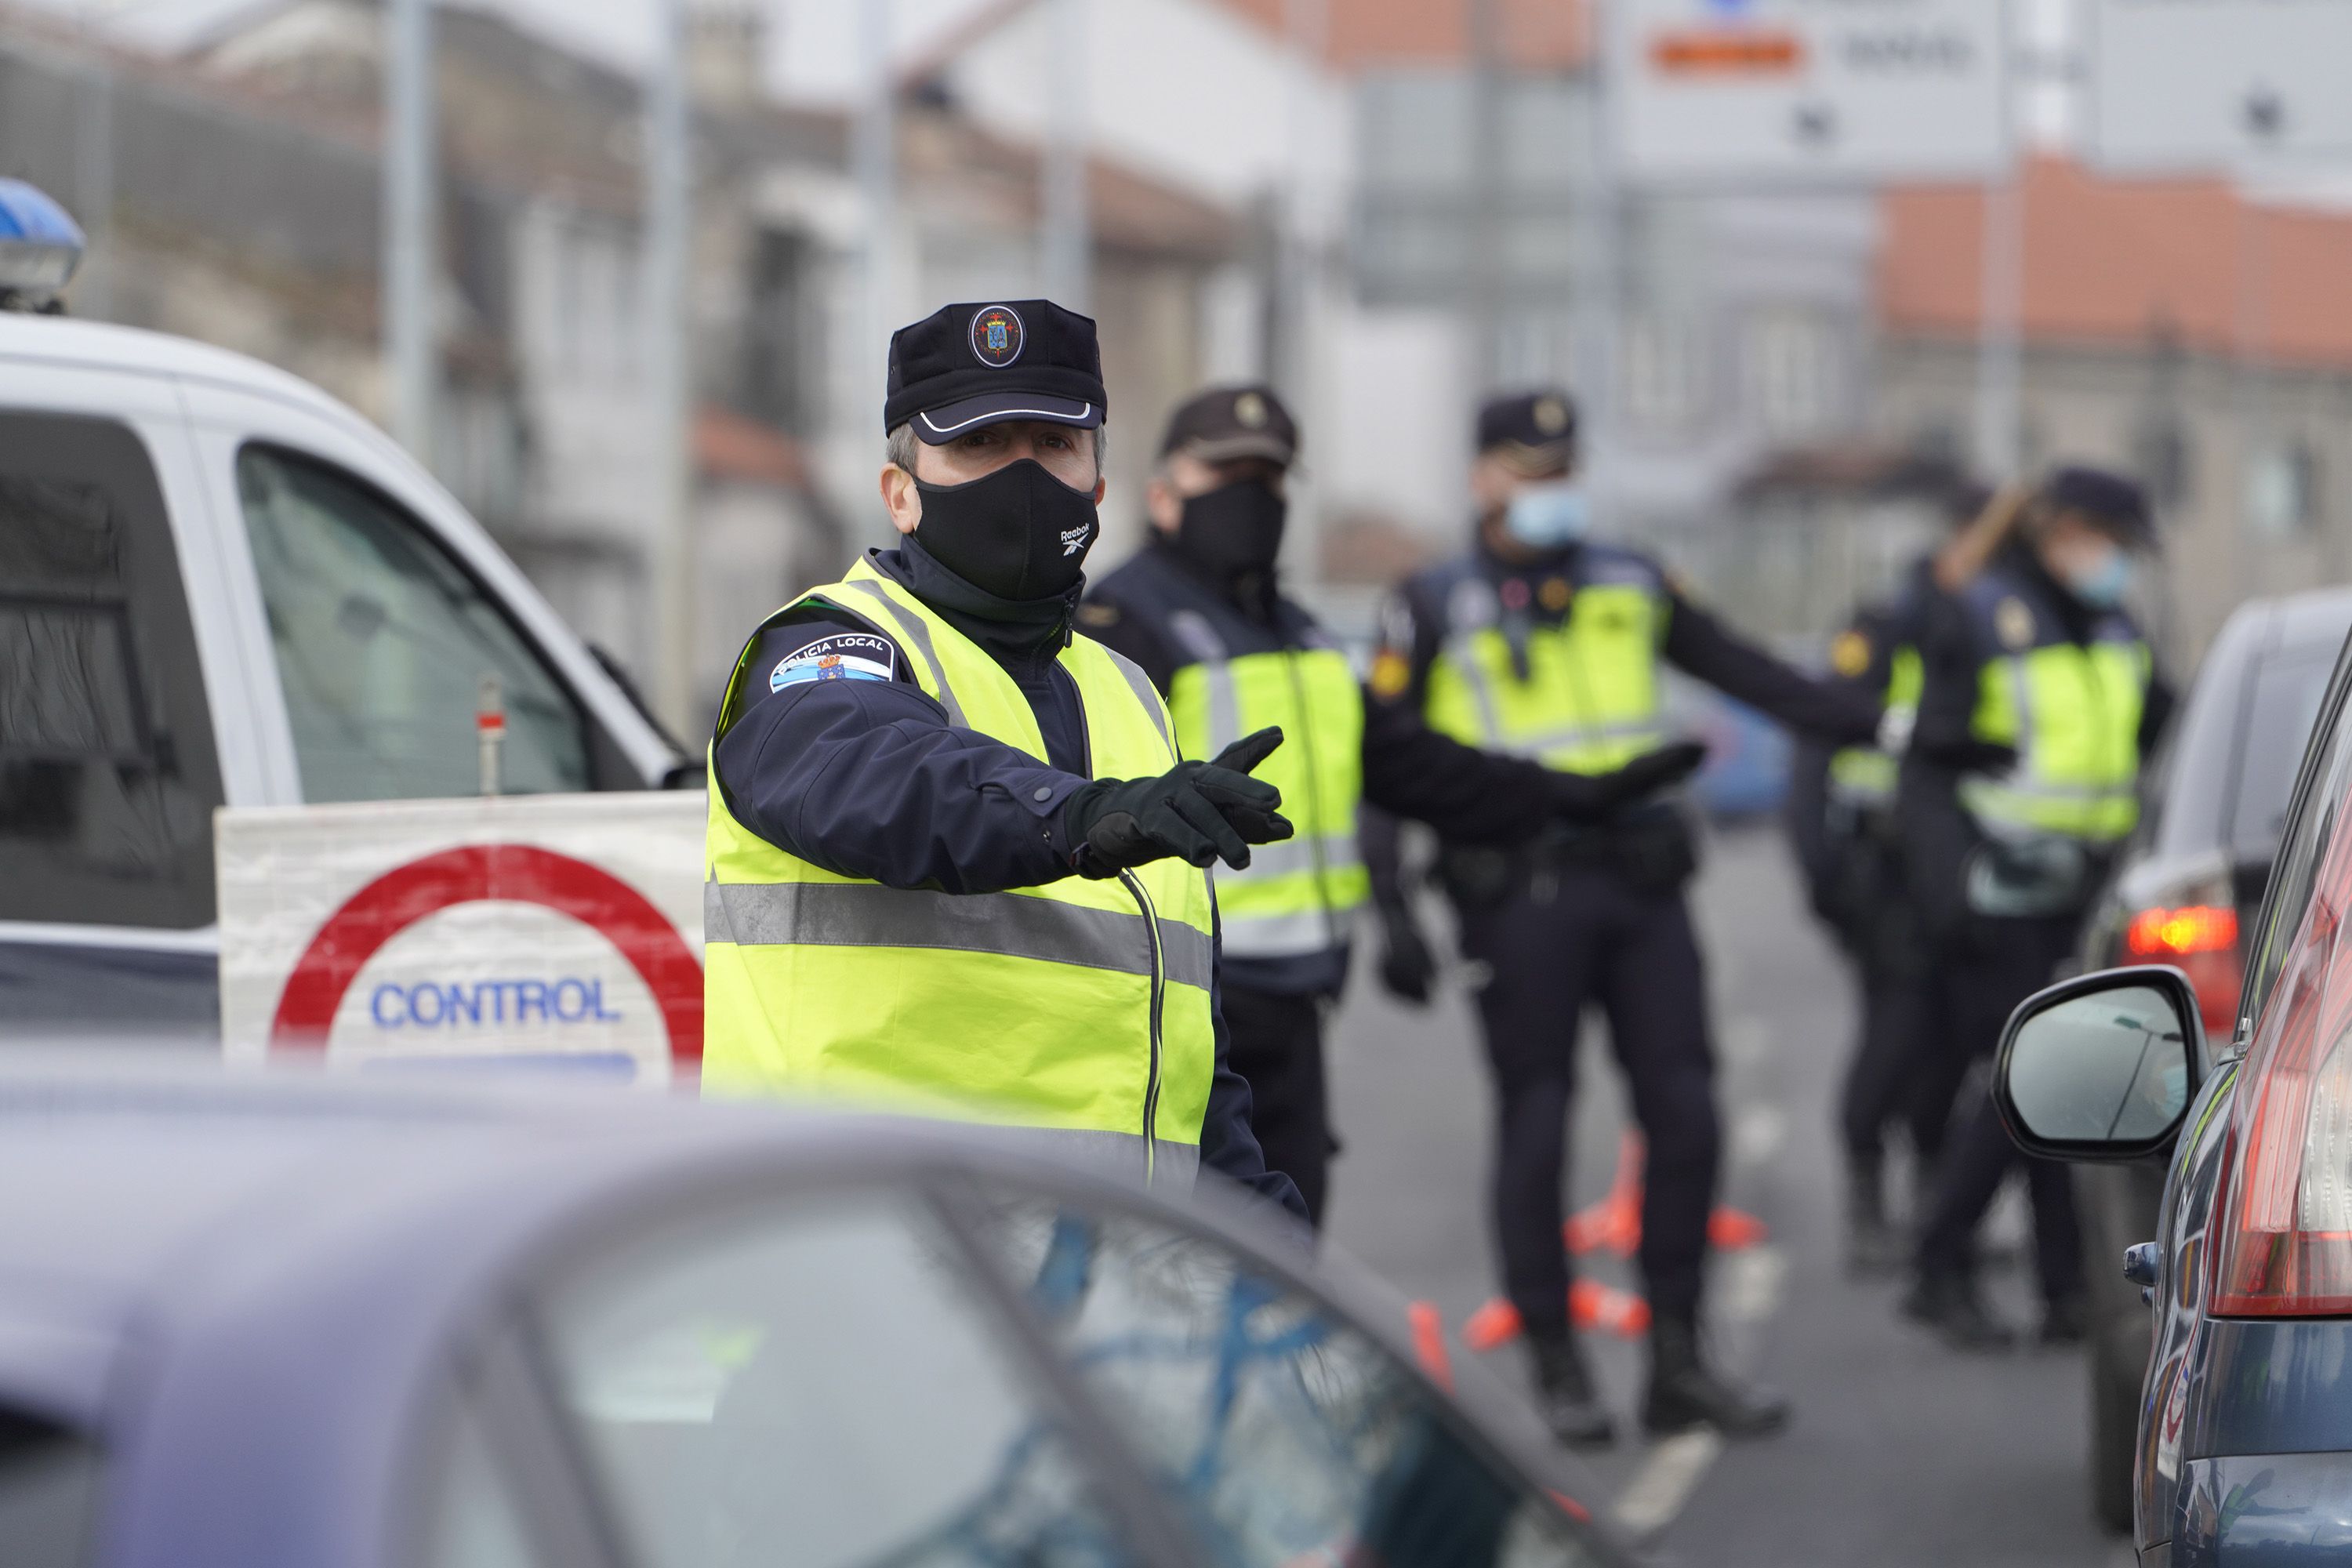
[0,314,381,435]
[2259,586,2352,652]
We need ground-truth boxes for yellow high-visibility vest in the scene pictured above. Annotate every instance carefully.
[1153,610,1365,960]
[1421,548,1672,775]
[1955,572,2149,844]
[1829,644,1923,810]
[702,558,1218,1184]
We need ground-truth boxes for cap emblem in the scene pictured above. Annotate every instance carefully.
[1534,397,1569,436]
[970,304,1025,368]
[1235,390,1269,428]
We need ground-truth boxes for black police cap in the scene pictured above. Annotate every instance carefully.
[1157,383,1298,466]
[1476,389,1577,474]
[884,299,1106,442]
[2042,465,2154,546]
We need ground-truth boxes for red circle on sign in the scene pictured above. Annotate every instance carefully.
[267,844,702,1069]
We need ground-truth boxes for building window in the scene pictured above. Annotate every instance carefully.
[1745,307,1838,441]
[2132,417,2194,511]
[1621,313,1704,435]
[2248,438,2321,538]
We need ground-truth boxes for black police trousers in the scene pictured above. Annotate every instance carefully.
[1838,960,1950,1175]
[1915,912,2086,1305]
[1221,985,1334,1228]
[1456,863,1719,1335]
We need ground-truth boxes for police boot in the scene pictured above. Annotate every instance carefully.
[1845,1160,1901,1277]
[1527,1330,1616,1449]
[1900,1267,2015,1352]
[1641,1316,1790,1439]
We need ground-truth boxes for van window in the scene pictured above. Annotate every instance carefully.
[0,413,223,929]
[238,447,590,802]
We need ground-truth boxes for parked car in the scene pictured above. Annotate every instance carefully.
[0,1054,1628,1568]
[2069,589,2352,1531]
[0,307,689,1036]
[1996,613,2352,1565]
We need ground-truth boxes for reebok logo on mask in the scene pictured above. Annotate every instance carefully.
[913,458,1102,601]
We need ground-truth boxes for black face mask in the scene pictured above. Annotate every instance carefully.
[913,458,1100,601]
[1174,477,1287,579]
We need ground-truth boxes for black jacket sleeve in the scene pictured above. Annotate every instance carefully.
[1661,587,1882,746]
[713,612,1088,895]
[1358,686,1559,842]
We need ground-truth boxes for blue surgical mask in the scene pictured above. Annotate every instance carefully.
[2063,545,2132,609]
[1504,481,1590,549]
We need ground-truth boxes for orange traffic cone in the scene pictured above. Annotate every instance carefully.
[1462,1297,1523,1352]
[1708,1206,1769,1250]
[1459,1277,1654,1352]
[1570,1278,1651,1336]
[1563,1131,1645,1258]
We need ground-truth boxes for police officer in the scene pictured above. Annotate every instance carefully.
[702,299,1304,1220]
[1900,466,2174,1348]
[1082,385,1705,1225]
[1366,390,1882,1445]
[1785,484,1987,1273]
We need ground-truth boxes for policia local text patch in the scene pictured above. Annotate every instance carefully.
[771,632,897,691]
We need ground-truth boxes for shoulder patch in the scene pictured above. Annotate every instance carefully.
[1830,629,1872,677]
[770,631,897,692]
[1370,649,1412,700]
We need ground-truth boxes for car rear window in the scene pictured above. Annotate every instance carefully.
[2228,644,2340,866]
[0,1408,102,1568]
[0,413,224,928]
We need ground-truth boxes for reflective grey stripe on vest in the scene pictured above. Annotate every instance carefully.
[1098,643,1178,763]
[1224,831,1362,884]
[1221,906,1352,959]
[960,1123,1203,1191]
[1170,609,1241,752]
[832,579,970,728]
[709,880,1214,992]
[1443,632,1508,747]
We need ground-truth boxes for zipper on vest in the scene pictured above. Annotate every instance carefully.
[1116,867,1167,1183]
[1282,650,1341,949]
[1072,680,1164,1185]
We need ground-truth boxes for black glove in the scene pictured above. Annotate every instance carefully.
[1376,902,1436,1005]
[1065,727,1294,877]
[1548,740,1710,822]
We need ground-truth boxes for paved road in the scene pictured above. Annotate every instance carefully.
[1322,824,2137,1566]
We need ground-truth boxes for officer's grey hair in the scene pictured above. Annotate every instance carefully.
[885,422,1105,478]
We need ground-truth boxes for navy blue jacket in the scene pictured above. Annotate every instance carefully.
[1084,537,1565,996]
[713,537,1308,1222]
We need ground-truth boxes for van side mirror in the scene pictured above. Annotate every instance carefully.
[1994,965,2206,1163]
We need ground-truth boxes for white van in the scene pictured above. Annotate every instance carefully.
[0,313,688,1035]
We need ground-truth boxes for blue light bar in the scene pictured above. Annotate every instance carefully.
[0,180,85,308]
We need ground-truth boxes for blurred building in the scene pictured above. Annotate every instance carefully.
[0,0,1247,724]
[1877,156,2352,655]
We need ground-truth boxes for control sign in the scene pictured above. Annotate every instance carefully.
[1610,0,2011,185]
[218,793,704,1087]
[2087,0,2352,172]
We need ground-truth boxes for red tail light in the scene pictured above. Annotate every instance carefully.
[2125,902,2243,1036]
[2213,832,2352,1315]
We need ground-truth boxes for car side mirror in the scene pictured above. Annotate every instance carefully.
[1994,964,2205,1163]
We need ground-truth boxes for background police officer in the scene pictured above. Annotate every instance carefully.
[1900,466,2174,1348]
[1082,385,1704,1225]
[1784,482,1987,1274]
[1366,390,1882,1446]
[702,299,1304,1220]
